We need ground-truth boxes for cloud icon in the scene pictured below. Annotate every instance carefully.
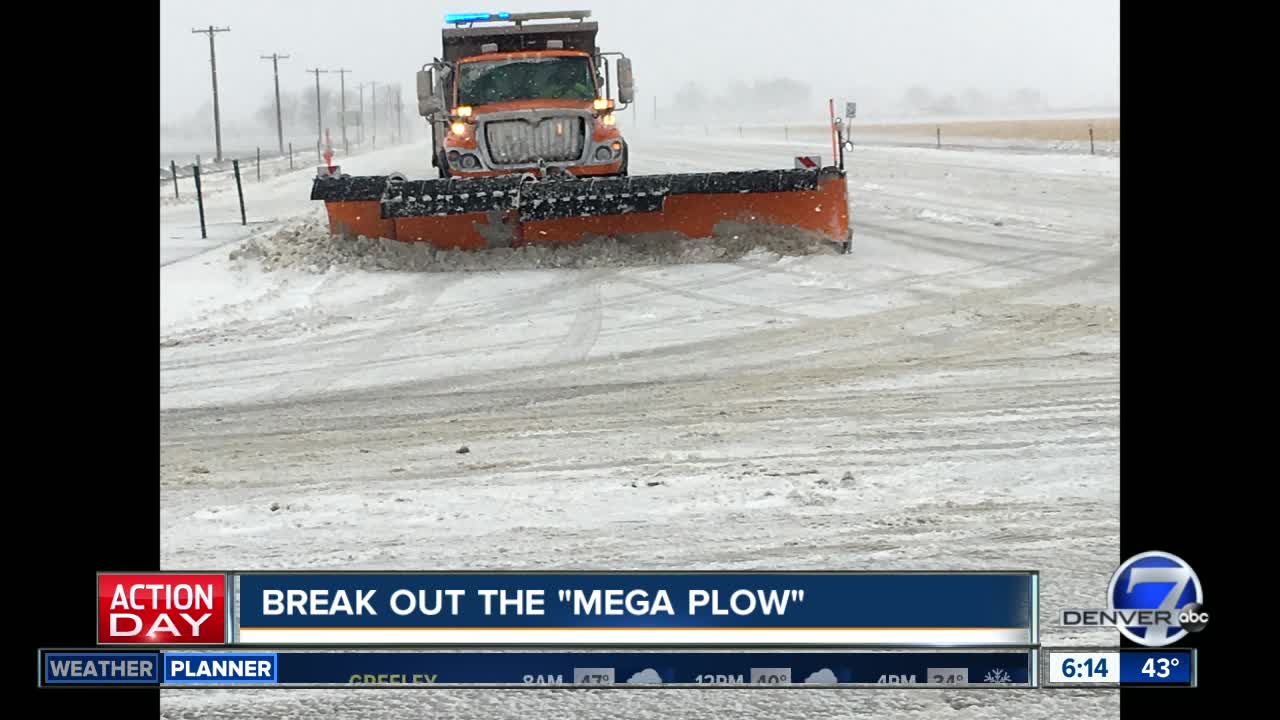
[805,668,838,684]
[626,668,663,684]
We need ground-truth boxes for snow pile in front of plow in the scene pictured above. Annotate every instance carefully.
[230,219,842,273]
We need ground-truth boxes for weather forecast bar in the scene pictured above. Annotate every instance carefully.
[230,572,1038,647]
[40,649,1034,688]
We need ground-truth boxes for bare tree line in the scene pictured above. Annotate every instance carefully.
[660,77,1053,123]
[899,86,1048,116]
[669,77,813,122]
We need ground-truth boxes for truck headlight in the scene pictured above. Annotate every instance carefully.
[461,154,481,169]
[594,146,612,162]
[593,98,613,111]
[448,150,461,165]
[602,113,616,127]
[451,122,467,135]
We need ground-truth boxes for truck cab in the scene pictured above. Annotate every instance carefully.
[417,10,633,179]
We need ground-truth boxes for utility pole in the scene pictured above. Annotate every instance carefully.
[306,68,330,161]
[396,85,403,144]
[192,25,231,162]
[335,68,352,154]
[260,52,290,155]
[371,82,378,149]
[356,83,368,145]
[357,83,369,145]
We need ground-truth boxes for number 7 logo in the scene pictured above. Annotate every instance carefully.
[1108,551,1203,646]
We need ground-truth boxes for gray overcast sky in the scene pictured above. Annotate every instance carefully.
[161,0,1118,124]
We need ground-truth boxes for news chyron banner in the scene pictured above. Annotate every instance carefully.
[96,571,1037,647]
[45,558,1206,688]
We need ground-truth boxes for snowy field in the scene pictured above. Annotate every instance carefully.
[159,126,1120,718]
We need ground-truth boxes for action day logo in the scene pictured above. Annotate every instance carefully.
[1060,551,1207,647]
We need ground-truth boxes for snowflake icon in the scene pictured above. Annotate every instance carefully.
[983,668,1012,684]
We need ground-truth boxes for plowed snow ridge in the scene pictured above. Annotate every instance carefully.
[232,219,843,274]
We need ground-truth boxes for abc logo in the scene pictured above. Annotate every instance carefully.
[1178,602,1209,632]
[1108,551,1204,647]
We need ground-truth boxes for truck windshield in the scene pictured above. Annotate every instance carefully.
[458,57,596,105]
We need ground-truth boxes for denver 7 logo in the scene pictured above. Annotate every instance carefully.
[1107,551,1203,647]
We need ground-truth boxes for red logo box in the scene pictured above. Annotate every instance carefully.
[98,573,227,644]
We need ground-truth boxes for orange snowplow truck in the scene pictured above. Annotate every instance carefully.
[309,9,851,252]
[420,10,629,178]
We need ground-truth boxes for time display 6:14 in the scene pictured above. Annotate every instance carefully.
[1048,652,1120,684]
[1061,656,1109,679]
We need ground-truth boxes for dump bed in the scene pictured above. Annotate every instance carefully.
[442,20,598,62]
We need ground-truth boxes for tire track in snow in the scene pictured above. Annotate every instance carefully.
[259,274,469,402]
[164,263,754,376]
[187,254,1117,416]
[162,278,426,373]
[614,275,814,322]
[542,271,607,366]
[162,262,809,398]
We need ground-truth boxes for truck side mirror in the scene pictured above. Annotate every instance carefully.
[417,69,443,117]
[616,57,635,105]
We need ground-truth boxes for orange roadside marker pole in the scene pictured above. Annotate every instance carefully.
[828,98,838,169]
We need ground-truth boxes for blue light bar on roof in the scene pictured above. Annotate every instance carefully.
[445,12,512,23]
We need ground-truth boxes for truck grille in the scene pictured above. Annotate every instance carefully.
[484,116,586,165]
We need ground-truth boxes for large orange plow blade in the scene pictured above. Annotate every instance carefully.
[311,167,851,253]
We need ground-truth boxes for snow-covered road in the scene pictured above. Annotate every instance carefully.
[159,129,1119,718]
